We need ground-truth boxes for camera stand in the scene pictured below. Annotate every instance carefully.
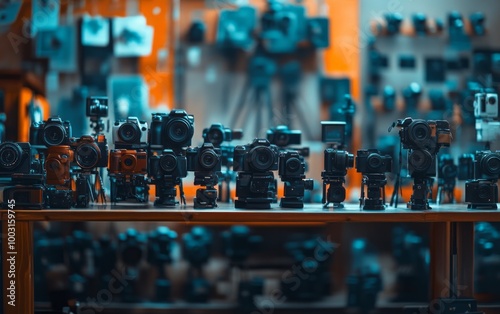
[466,179,498,210]
[281,179,314,209]
[408,176,432,210]
[154,179,186,207]
[235,172,276,209]
[322,176,347,209]
[360,174,387,210]
[110,174,149,204]
[193,173,219,209]
[74,170,106,208]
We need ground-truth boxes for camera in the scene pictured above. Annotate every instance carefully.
[438,155,458,181]
[278,151,314,208]
[86,96,108,118]
[474,151,500,180]
[233,139,279,173]
[70,135,108,170]
[46,187,73,209]
[149,149,187,180]
[112,117,148,149]
[407,149,436,177]
[45,145,74,186]
[355,149,392,174]
[465,180,498,209]
[3,186,45,209]
[474,92,499,119]
[321,121,346,145]
[458,154,475,180]
[187,143,222,173]
[150,110,195,150]
[203,123,242,147]
[0,142,34,176]
[267,125,301,147]
[30,116,72,147]
[324,149,354,176]
[394,117,452,151]
[108,149,147,175]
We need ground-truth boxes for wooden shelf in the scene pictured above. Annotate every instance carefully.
[2,203,500,224]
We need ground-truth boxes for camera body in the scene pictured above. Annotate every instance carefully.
[149,149,187,180]
[267,125,301,147]
[355,149,392,174]
[45,145,74,186]
[30,116,72,147]
[108,149,147,175]
[465,180,498,205]
[150,110,195,150]
[474,150,500,180]
[0,142,34,176]
[187,143,222,173]
[279,151,306,178]
[3,186,45,209]
[323,149,354,176]
[112,117,148,148]
[203,123,243,147]
[234,139,279,173]
[396,118,452,151]
[86,96,109,118]
[70,135,108,170]
[474,92,499,120]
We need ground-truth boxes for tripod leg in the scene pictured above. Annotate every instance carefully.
[179,179,186,205]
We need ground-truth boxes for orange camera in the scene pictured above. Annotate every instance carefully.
[108,149,147,175]
[45,145,74,186]
[70,135,109,169]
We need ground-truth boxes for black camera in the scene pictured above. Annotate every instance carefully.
[458,154,475,181]
[0,142,34,176]
[465,180,498,209]
[233,139,279,173]
[70,135,108,170]
[203,123,242,147]
[438,154,458,181]
[112,117,148,148]
[324,149,354,176]
[187,143,222,173]
[30,116,72,147]
[267,125,301,147]
[407,149,436,177]
[474,151,500,180]
[86,96,108,118]
[393,117,452,151]
[279,151,306,178]
[149,149,188,180]
[355,149,392,174]
[150,110,195,150]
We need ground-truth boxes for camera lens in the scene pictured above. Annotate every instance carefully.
[409,149,433,172]
[329,185,345,203]
[160,154,177,172]
[367,154,382,172]
[0,143,23,170]
[488,96,496,105]
[199,149,219,170]
[43,124,66,146]
[481,153,500,177]
[250,146,275,171]
[206,128,224,146]
[166,119,192,144]
[122,154,136,171]
[285,157,301,174]
[408,121,431,144]
[478,184,492,201]
[76,143,99,169]
[275,133,289,147]
[118,123,140,143]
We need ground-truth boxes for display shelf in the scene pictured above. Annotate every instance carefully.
[2,203,500,223]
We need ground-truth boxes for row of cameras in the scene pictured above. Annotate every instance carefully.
[1,94,499,210]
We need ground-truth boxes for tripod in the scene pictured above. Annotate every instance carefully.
[154,178,186,207]
[360,173,387,210]
[408,176,433,210]
[437,179,456,204]
[74,169,106,208]
[322,176,346,209]
[231,56,275,136]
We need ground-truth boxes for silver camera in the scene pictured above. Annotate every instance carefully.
[112,117,148,148]
[474,92,499,119]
